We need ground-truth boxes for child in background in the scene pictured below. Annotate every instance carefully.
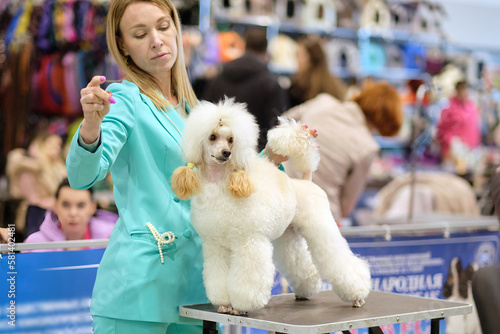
[24,178,117,252]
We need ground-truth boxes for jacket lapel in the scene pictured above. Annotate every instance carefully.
[140,93,184,145]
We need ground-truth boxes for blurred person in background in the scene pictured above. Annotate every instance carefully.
[23,178,117,252]
[281,81,403,224]
[287,35,347,108]
[202,27,287,151]
[437,80,481,162]
[6,131,67,239]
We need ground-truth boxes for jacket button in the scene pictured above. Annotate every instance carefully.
[173,196,180,203]
[183,229,192,238]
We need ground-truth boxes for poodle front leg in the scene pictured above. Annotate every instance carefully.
[273,226,322,299]
[202,241,231,308]
[227,236,275,312]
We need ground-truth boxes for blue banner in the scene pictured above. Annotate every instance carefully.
[248,230,500,334]
[0,249,105,333]
[341,231,499,334]
[1,230,499,333]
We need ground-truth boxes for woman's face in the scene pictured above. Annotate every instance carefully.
[457,86,469,102]
[296,44,310,74]
[119,2,178,81]
[54,186,96,240]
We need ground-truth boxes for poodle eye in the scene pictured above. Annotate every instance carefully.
[209,134,217,141]
[228,137,234,144]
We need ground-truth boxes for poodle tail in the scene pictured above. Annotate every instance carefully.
[171,166,201,200]
[228,171,255,198]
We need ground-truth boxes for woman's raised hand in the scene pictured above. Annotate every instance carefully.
[80,76,116,144]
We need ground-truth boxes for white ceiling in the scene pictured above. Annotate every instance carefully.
[437,0,500,50]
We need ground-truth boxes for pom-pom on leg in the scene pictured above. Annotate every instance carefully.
[171,165,201,200]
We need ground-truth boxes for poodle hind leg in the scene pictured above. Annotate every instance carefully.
[227,236,275,312]
[294,186,371,305]
[273,226,322,299]
[202,241,232,310]
[302,218,370,305]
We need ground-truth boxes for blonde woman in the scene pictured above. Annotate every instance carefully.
[6,132,67,236]
[66,0,208,332]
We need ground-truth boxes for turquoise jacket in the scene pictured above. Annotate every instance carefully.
[66,80,207,323]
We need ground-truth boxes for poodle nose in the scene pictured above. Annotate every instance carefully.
[222,150,231,159]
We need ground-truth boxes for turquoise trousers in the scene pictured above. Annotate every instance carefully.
[92,316,206,334]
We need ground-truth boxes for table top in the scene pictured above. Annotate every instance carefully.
[180,291,472,334]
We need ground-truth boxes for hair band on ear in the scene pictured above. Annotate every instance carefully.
[187,163,195,169]
[237,170,246,174]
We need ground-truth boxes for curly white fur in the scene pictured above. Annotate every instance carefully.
[267,117,320,180]
[171,97,371,313]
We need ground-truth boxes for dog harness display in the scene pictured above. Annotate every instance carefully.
[146,222,176,264]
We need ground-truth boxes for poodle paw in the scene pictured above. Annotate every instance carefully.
[295,295,309,301]
[217,305,233,313]
[229,308,248,316]
[352,299,365,308]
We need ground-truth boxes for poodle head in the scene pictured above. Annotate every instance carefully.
[183,97,259,170]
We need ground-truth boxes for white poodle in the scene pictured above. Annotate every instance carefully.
[171,98,371,315]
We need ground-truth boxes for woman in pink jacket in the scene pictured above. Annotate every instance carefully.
[437,80,481,160]
[24,178,117,252]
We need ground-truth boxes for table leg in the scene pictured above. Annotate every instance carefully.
[368,327,384,334]
[203,320,218,334]
[430,318,443,334]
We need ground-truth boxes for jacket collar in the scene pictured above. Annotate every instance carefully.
[139,93,191,146]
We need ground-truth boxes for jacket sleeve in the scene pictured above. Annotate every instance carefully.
[66,83,137,190]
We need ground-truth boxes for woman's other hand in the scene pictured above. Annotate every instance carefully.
[0,227,10,244]
[264,147,288,166]
[301,124,318,138]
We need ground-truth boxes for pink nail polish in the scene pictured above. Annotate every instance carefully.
[109,97,116,104]
[100,76,105,81]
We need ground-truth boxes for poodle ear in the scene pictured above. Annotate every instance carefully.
[171,166,201,200]
[228,171,254,198]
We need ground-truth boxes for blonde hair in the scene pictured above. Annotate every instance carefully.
[106,0,198,110]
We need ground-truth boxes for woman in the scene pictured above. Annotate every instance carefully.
[6,132,67,237]
[24,178,117,252]
[437,80,481,161]
[288,35,347,107]
[282,82,403,224]
[66,0,207,332]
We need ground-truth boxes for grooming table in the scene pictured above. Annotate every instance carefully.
[180,290,472,334]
